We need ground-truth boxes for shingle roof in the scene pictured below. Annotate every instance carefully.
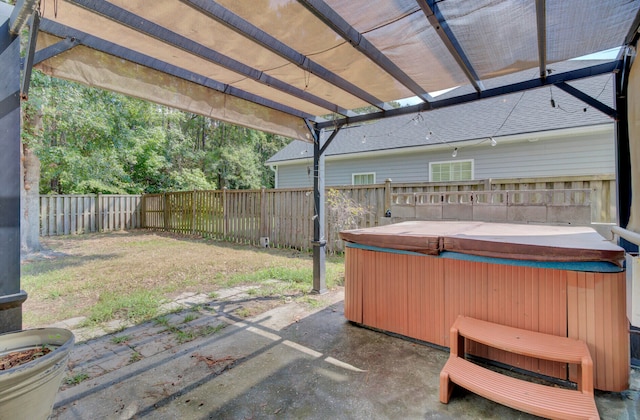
[267,60,614,164]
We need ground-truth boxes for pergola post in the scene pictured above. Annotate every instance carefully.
[308,122,343,294]
[311,126,327,294]
[614,52,637,252]
[0,13,27,333]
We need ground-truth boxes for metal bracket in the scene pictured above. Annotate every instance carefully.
[33,35,81,65]
[20,12,39,100]
[554,81,617,120]
[0,290,28,311]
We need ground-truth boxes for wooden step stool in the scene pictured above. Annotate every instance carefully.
[439,315,599,420]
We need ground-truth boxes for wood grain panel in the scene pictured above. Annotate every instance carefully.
[443,260,568,379]
[343,247,363,323]
[406,255,445,345]
[370,252,409,335]
[567,271,629,391]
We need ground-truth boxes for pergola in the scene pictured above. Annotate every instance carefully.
[2,0,640,332]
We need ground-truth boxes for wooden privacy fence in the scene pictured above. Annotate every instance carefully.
[140,175,616,253]
[142,188,371,253]
[390,189,593,225]
[384,176,616,225]
[40,194,142,236]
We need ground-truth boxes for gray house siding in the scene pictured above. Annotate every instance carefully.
[274,127,614,188]
[276,163,313,188]
[473,129,614,179]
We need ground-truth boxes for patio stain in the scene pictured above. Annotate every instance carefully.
[50,287,639,419]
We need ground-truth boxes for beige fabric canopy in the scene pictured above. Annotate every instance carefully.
[31,0,640,140]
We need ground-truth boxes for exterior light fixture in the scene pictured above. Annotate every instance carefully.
[452,147,458,158]
[490,137,497,146]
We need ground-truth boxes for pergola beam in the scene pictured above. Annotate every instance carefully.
[298,0,434,105]
[319,123,343,156]
[32,35,80,65]
[67,0,350,117]
[535,0,547,79]
[316,60,620,130]
[20,12,39,100]
[555,81,617,119]
[8,0,38,35]
[416,0,485,93]
[38,19,316,121]
[181,0,387,113]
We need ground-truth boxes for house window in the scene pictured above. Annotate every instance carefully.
[352,172,376,185]
[430,160,473,182]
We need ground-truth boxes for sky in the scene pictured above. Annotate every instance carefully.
[574,47,621,60]
[397,47,623,106]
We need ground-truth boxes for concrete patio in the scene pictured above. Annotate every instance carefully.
[51,288,639,419]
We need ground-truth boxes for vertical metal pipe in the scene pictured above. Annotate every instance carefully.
[614,52,637,252]
[312,127,327,294]
[0,17,27,332]
[535,0,547,79]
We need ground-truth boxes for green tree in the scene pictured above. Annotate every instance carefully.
[24,71,291,194]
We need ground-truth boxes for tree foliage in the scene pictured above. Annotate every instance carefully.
[326,188,370,231]
[23,71,292,194]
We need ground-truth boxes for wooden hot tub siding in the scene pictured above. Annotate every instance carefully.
[344,246,629,392]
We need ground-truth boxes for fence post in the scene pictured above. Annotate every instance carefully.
[192,190,197,235]
[96,193,102,232]
[140,194,146,229]
[260,187,267,237]
[384,179,392,213]
[163,193,169,232]
[223,187,228,238]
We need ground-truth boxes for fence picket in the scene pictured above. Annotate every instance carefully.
[70,197,77,234]
[40,196,47,236]
[39,194,142,236]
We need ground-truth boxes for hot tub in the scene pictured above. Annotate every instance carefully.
[340,221,629,392]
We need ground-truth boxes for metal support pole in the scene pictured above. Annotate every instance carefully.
[311,129,327,294]
[614,51,637,252]
[0,15,27,333]
[306,120,343,294]
[311,126,327,294]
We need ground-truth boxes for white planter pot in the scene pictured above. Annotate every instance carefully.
[0,328,74,419]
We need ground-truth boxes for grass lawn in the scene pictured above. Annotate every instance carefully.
[21,230,345,329]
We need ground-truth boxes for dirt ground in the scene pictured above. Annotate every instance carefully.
[20,230,344,330]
